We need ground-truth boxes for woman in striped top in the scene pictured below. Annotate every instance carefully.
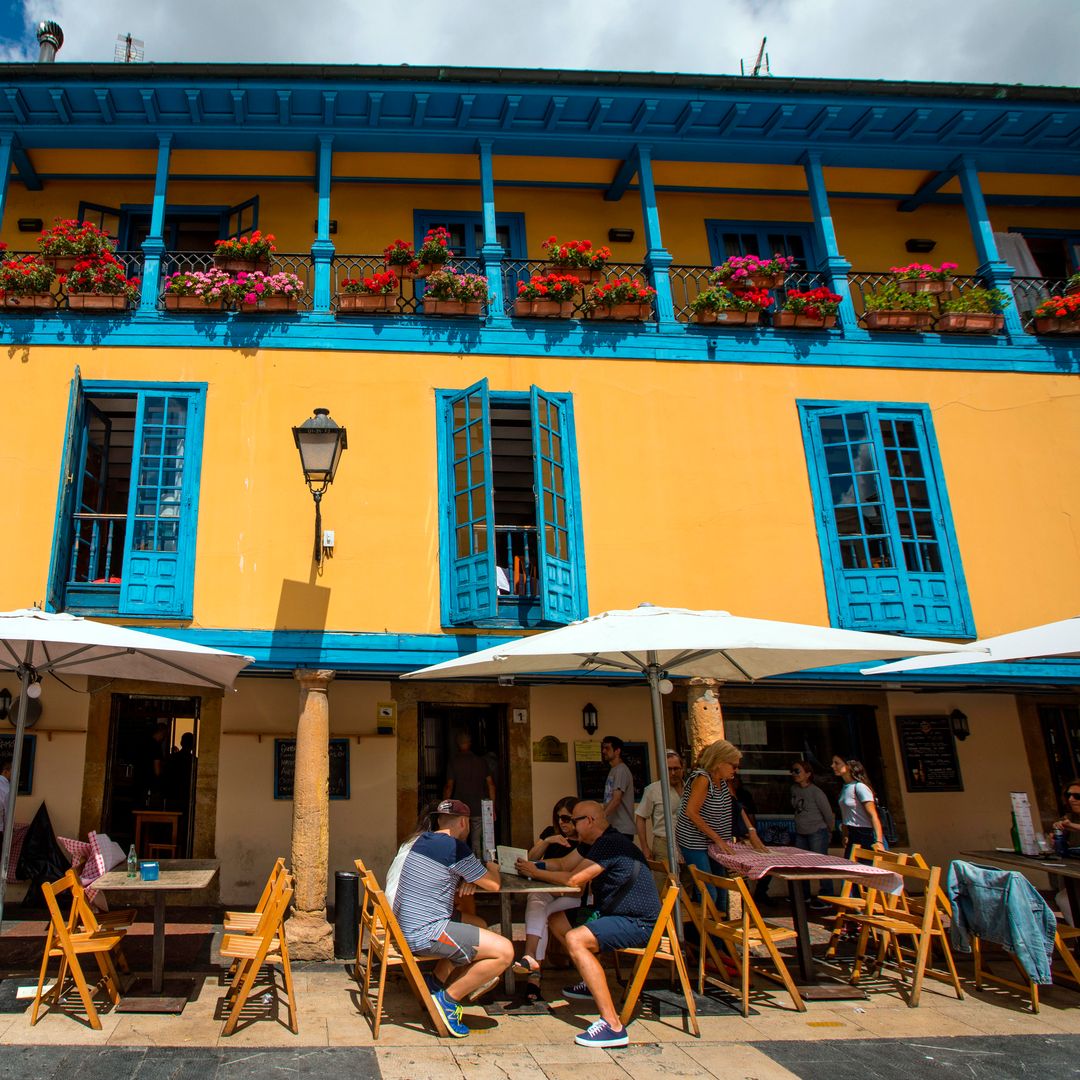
[676,739,764,902]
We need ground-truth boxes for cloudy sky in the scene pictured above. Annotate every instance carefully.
[0,0,1076,86]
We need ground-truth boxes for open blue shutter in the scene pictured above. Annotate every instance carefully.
[45,368,83,612]
[446,379,497,625]
[120,393,198,618]
[805,404,971,636]
[531,387,581,624]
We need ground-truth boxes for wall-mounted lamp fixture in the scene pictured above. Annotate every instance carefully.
[950,708,970,741]
[292,407,348,565]
[313,220,338,235]
[905,238,937,254]
[0,688,10,721]
[498,675,515,687]
[607,228,635,244]
[17,218,44,233]
[582,702,599,736]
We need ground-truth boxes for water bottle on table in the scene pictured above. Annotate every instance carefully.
[127,843,138,878]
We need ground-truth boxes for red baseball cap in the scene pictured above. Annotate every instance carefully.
[436,799,471,817]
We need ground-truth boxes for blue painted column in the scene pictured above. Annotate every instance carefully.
[310,135,335,316]
[138,133,171,313]
[956,155,1026,343]
[802,152,864,339]
[0,134,12,231]
[477,140,509,327]
[635,145,676,329]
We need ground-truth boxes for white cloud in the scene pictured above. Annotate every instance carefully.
[9,0,1079,87]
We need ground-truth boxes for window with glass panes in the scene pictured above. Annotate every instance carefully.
[799,401,973,637]
[705,220,817,269]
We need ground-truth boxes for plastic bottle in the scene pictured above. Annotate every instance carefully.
[127,844,138,878]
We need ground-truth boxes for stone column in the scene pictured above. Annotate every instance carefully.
[285,668,335,960]
[686,678,725,764]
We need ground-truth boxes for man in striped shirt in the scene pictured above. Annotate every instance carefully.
[392,799,512,1037]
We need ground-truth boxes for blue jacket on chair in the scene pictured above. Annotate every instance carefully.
[946,860,1057,985]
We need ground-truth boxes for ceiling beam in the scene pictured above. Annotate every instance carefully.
[3,89,27,124]
[604,155,637,202]
[589,96,613,131]
[898,167,958,212]
[500,94,521,129]
[49,89,71,124]
[544,95,567,131]
[675,101,703,135]
[455,93,475,128]
[367,91,382,127]
[12,142,42,190]
[322,91,337,125]
[94,89,115,124]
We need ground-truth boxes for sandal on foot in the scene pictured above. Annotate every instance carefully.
[523,979,543,1002]
[511,955,541,976]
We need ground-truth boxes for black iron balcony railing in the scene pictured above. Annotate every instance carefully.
[330,255,484,313]
[499,260,651,318]
[1010,276,1070,331]
[0,249,144,307]
[157,251,314,309]
[668,266,832,324]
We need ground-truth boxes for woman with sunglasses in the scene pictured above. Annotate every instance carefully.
[1052,781,1080,844]
[513,796,582,1000]
[831,756,886,854]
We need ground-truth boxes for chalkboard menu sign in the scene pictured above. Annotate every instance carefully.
[575,741,652,804]
[896,715,963,793]
[0,733,35,795]
[274,738,350,800]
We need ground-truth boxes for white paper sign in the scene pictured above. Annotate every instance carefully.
[1010,791,1038,856]
[481,798,496,862]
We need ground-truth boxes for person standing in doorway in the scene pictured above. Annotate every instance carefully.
[635,750,684,863]
[444,731,496,860]
[601,736,636,841]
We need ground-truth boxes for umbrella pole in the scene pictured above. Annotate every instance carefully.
[0,659,32,932]
[646,657,683,941]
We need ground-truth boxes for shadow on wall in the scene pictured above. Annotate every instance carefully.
[268,577,331,667]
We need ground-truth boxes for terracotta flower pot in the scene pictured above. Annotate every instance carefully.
[724,272,786,291]
[338,293,398,313]
[423,299,483,316]
[691,308,762,326]
[897,277,954,295]
[417,262,450,279]
[586,301,652,321]
[935,312,1004,334]
[66,293,130,311]
[214,256,270,274]
[42,255,82,273]
[164,294,228,312]
[772,311,837,329]
[1034,316,1080,335]
[514,299,575,318]
[385,262,416,279]
[547,264,604,285]
[237,296,298,314]
[862,310,934,331]
[3,292,57,309]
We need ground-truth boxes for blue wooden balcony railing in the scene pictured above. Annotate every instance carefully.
[495,525,540,600]
[70,512,126,584]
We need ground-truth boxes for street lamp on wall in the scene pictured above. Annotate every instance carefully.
[950,708,970,741]
[292,407,348,565]
[582,703,598,736]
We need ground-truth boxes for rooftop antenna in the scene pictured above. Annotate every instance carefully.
[740,37,771,77]
[114,32,144,63]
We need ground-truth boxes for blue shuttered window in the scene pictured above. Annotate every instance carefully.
[798,400,974,638]
[438,381,587,628]
[49,376,206,619]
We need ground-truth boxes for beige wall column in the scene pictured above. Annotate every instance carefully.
[686,678,724,763]
[286,668,335,960]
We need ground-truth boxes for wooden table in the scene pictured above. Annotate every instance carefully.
[92,859,218,1011]
[709,844,902,1001]
[496,873,580,994]
[960,849,1080,921]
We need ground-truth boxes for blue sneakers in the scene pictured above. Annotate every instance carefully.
[562,980,592,1000]
[432,989,469,1038]
[575,1019,629,1048]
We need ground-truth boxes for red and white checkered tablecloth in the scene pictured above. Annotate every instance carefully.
[707,844,903,894]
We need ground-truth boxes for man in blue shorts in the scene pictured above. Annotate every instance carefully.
[515,799,661,1048]
[393,798,513,1037]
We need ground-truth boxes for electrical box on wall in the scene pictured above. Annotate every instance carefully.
[322,530,335,549]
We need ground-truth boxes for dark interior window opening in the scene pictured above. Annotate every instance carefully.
[491,402,538,600]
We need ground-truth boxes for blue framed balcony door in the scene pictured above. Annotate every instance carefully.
[705,220,817,270]
[800,402,973,638]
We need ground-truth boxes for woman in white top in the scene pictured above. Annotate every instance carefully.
[830,756,885,856]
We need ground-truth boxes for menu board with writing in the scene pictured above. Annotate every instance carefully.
[896,715,963,793]
[274,737,350,800]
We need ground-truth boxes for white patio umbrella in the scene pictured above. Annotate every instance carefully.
[0,607,253,927]
[861,615,1080,677]
[403,604,978,884]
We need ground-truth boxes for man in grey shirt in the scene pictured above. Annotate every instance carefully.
[601,736,636,839]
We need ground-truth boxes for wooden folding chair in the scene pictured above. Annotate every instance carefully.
[352,857,372,982]
[354,869,449,1038]
[31,870,127,1030]
[690,867,805,1016]
[219,870,298,1035]
[223,857,286,934]
[616,874,699,1035]
[846,860,963,1007]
